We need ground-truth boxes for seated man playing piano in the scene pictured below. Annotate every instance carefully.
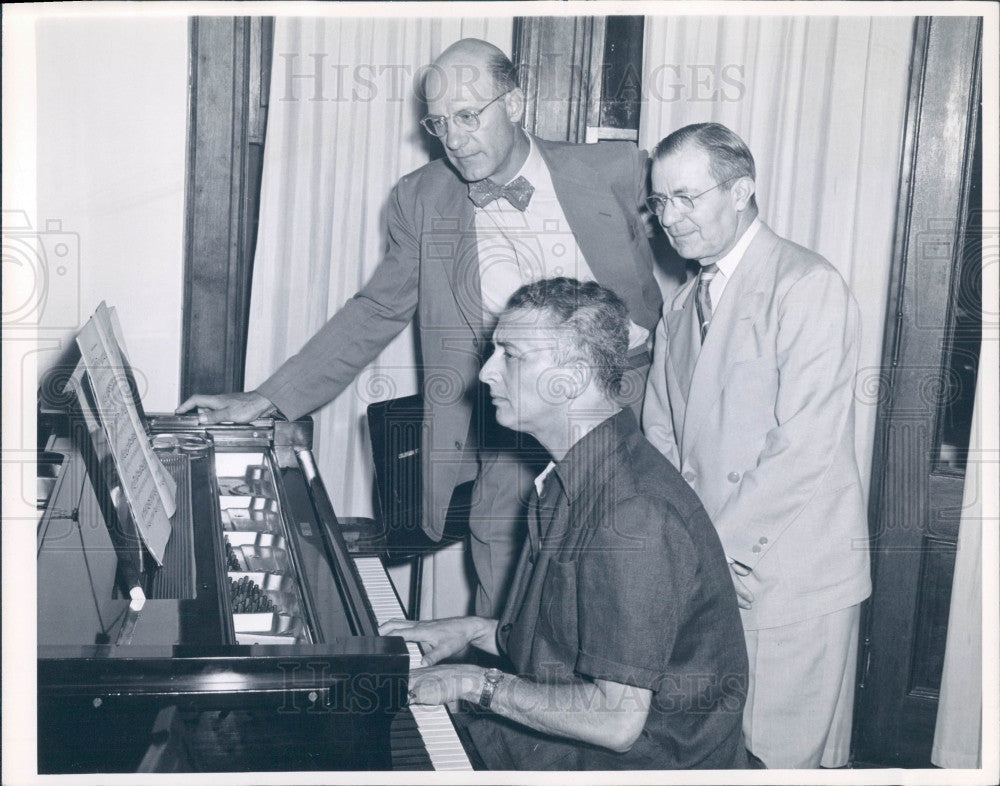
[381,278,749,770]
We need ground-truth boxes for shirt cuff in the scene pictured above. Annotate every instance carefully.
[576,650,661,691]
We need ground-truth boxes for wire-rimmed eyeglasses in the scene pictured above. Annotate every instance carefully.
[420,90,512,138]
[645,174,744,215]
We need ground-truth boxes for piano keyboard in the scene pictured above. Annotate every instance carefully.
[353,557,474,771]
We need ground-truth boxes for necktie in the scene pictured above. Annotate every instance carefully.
[695,263,720,342]
[468,175,534,211]
[533,473,562,553]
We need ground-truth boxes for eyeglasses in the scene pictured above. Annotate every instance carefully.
[420,90,512,138]
[645,175,743,215]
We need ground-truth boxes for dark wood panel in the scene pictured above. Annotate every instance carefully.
[181,17,273,399]
[599,16,644,131]
[926,473,966,540]
[515,16,602,143]
[513,16,643,145]
[909,538,957,694]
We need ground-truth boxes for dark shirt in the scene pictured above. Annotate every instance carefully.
[465,408,749,770]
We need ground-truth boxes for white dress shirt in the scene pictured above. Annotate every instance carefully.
[474,135,649,349]
[702,217,762,312]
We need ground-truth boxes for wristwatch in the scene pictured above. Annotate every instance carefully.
[478,667,506,710]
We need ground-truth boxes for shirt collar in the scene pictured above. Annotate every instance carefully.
[551,408,637,505]
[533,461,558,498]
[504,131,544,187]
[712,216,761,279]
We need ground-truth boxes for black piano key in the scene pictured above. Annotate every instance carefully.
[390,709,434,770]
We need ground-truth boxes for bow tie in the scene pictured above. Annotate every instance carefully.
[468,175,534,211]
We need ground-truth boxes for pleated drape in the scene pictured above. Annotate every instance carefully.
[639,15,915,496]
[246,18,513,618]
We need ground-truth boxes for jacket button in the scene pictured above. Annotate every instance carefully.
[682,470,696,483]
[727,472,740,483]
[752,545,762,553]
[500,623,512,633]
[759,537,768,545]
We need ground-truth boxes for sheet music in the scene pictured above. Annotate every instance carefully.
[65,361,145,586]
[102,305,177,506]
[74,302,176,565]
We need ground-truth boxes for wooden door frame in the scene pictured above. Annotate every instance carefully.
[180,17,273,399]
[513,16,643,143]
[852,15,982,767]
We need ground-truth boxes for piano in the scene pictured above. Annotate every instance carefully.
[36,411,474,773]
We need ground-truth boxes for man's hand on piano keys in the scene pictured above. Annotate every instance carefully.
[407,665,487,707]
[379,616,499,665]
[175,391,277,425]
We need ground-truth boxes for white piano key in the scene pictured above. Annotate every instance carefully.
[353,556,473,771]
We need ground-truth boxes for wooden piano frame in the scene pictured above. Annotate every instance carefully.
[37,413,410,773]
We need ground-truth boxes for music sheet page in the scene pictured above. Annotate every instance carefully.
[75,302,176,564]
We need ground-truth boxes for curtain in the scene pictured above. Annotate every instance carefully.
[247,15,915,622]
[932,380,984,767]
[639,15,915,497]
[245,17,513,619]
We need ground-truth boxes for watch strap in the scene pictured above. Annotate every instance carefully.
[478,668,505,710]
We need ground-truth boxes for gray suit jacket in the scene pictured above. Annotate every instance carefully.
[258,136,661,539]
[643,222,871,629]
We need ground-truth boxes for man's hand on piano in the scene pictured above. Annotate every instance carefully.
[407,664,486,706]
[175,391,277,425]
[379,616,499,665]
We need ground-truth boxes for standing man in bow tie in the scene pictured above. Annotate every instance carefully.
[641,123,871,768]
[178,38,662,616]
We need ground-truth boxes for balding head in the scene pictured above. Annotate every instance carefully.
[428,38,518,100]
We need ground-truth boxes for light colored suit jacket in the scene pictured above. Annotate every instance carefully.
[258,136,661,539]
[643,222,871,630]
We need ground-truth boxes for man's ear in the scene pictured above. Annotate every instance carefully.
[563,359,592,400]
[505,87,526,124]
[732,176,756,212]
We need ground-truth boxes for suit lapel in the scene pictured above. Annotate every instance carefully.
[432,177,484,336]
[537,139,635,296]
[664,281,699,405]
[681,225,778,462]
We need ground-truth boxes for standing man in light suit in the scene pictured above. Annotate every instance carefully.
[641,123,871,768]
[178,39,661,617]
